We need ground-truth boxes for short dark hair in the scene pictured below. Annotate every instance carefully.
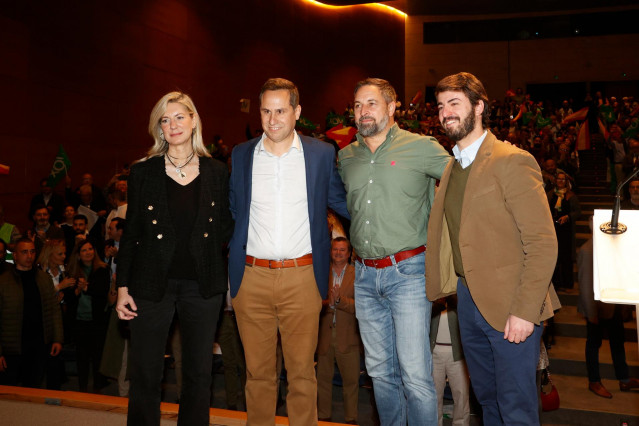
[15,237,35,249]
[259,78,299,108]
[332,236,352,252]
[73,214,88,224]
[354,78,397,104]
[435,72,490,129]
[32,204,48,214]
[111,217,126,232]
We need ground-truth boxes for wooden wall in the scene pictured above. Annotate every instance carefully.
[405,12,639,106]
[0,0,405,230]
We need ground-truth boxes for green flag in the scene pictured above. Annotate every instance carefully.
[522,111,534,126]
[296,115,317,131]
[599,105,616,123]
[46,145,71,187]
[326,112,346,129]
[623,118,639,139]
[400,119,420,130]
[536,115,552,129]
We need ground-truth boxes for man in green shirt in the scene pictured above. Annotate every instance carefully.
[338,78,450,425]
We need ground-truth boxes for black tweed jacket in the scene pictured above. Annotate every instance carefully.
[116,156,233,302]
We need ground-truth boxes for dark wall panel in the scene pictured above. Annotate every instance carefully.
[0,0,405,231]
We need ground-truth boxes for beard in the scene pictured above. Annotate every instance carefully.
[357,114,389,137]
[442,112,476,142]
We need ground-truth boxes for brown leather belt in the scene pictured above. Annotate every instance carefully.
[246,253,313,269]
[355,246,426,269]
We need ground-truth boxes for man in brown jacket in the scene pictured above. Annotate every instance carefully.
[317,237,360,424]
[426,72,558,426]
[0,238,63,388]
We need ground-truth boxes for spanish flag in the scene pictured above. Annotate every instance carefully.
[597,118,609,141]
[0,164,9,175]
[576,122,591,151]
[326,124,358,149]
[562,107,589,125]
[511,103,527,122]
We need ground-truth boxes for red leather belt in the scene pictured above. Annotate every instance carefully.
[355,246,426,269]
[246,253,313,269]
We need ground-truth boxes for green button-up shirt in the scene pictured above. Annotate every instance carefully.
[338,124,451,258]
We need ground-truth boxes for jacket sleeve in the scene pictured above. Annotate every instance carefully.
[336,293,355,315]
[217,163,234,244]
[88,267,110,299]
[504,151,558,324]
[43,274,64,344]
[336,266,355,314]
[0,278,5,356]
[327,150,350,220]
[115,164,144,288]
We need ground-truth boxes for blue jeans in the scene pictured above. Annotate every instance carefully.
[355,252,437,425]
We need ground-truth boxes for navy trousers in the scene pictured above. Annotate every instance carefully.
[457,280,542,426]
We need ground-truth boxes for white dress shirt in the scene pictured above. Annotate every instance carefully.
[247,132,312,260]
[105,204,128,238]
[452,130,488,169]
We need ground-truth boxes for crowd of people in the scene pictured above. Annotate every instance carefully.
[0,72,638,426]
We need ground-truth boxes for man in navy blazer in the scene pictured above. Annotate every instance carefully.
[228,78,348,425]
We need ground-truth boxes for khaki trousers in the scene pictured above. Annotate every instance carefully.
[432,344,470,426]
[317,328,360,422]
[233,264,321,426]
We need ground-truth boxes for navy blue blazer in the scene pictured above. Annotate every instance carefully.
[228,134,349,299]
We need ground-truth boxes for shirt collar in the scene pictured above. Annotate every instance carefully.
[452,130,488,169]
[256,132,302,156]
[355,123,399,150]
[35,223,50,232]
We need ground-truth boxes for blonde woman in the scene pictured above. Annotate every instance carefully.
[37,239,75,299]
[115,92,232,425]
[37,238,74,390]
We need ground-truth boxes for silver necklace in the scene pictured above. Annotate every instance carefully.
[166,152,195,178]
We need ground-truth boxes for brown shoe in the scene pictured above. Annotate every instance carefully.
[620,377,639,391]
[589,381,612,398]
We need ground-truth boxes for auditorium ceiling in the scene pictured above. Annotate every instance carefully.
[322,0,638,15]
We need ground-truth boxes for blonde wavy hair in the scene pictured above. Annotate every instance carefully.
[37,239,66,272]
[146,92,211,159]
